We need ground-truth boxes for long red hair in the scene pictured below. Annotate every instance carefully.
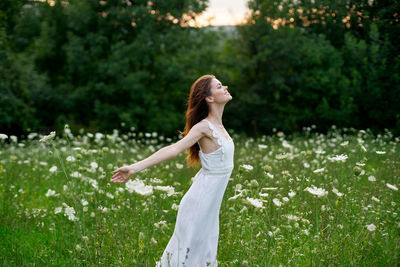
[179,74,215,166]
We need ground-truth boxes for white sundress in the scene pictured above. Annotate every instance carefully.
[155,119,235,267]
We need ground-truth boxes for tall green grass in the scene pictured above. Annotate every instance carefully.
[0,126,399,266]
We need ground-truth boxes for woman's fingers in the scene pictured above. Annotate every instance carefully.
[111,176,121,183]
[111,167,131,183]
[111,173,126,183]
[110,173,120,181]
[112,168,122,177]
[113,177,124,183]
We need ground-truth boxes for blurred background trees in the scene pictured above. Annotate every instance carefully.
[1,0,399,137]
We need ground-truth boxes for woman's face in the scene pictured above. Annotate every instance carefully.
[207,78,232,104]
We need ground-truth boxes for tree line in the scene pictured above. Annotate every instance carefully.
[1,0,399,138]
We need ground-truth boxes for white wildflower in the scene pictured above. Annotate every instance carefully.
[0,134,8,140]
[304,185,328,197]
[228,191,243,200]
[282,140,293,148]
[90,162,98,169]
[332,187,343,197]
[150,178,163,184]
[366,224,376,231]
[154,220,168,229]
[54,207,63,214]
[288,190,296,198]
[81,199,88,206]
[376,151,386,154]
[328,154,348,162]
[386,183,398,191]
[340,141,349,146]
[175,163,184,169]
[262,187,278,191]
[70,171,82,178]
[241,164,254,171]
[282,197,289,202]
[246,197,264,209]
[66,156,76,162]
[98,205,108,213]
[360,144,367,152]
[371,196,380,203]
[87,178,98,190]
[303,162,310,168]
[49,166,58,173]
[171,203,179,210]
[45,189,59,197]
[368,176,376,182]
[95,133,104,140]
[239,206,247,213]
[39,131,56,142]
[313,168,325,173]
[273,198,283,207]
[154,185,175,196]
[275,153,289,160]
[64,205,78,221]
[125,179,153,196]
[285,214,300,221]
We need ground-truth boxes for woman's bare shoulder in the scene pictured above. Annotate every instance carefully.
[192,120,212,138]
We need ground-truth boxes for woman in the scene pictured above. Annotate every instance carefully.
[110,74,234,266]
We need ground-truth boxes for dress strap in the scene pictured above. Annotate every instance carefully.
[202,119,222,146]
[201,119,224,161]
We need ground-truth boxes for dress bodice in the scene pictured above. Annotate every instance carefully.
[197,119,235,173]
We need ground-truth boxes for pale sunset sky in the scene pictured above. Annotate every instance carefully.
[194,0,250,26]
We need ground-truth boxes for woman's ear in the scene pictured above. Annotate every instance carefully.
[205,96,214,103]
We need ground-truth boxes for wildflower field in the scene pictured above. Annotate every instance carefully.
[0,126,399,266]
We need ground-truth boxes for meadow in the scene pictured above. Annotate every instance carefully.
[0,125,399,266]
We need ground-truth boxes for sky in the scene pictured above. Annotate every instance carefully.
[194,0,250,26]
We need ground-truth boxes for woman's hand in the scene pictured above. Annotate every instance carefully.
[110,165,137,183]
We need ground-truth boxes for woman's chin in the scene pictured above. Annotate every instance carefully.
[225,96,232,103]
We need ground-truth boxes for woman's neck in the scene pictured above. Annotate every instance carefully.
[206,106,225,126]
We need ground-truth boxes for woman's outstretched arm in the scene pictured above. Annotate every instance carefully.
[110,122,207,183]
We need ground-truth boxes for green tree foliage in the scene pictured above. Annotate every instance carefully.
[0,0,47,134]
[1,0,399,137]
[2,0,220,136]
[226,0,400,135]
